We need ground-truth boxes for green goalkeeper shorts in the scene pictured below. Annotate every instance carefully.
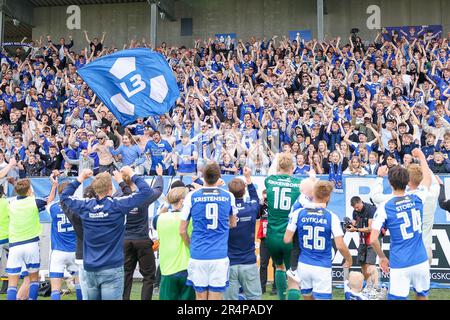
[265,233,293,269]
[159,271,195,300]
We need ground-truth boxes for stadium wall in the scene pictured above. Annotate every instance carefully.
[32,0,449,50]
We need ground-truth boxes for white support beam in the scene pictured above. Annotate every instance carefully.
[150,2,157,49]
[0,10,4,44]
[317,0,324,42]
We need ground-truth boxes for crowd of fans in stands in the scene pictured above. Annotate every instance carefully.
[0,28,449,186]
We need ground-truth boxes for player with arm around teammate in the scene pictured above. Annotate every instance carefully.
[370,150,432,300]
[284,181,353,300]
[287,173,318,284]
[179,161,238,300]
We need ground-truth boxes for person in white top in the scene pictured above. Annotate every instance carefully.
[371,149,438,264]
[343,156,368,176]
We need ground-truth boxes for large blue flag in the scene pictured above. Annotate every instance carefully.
[77,48,179,125]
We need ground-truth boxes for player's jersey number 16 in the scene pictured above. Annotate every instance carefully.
[273,187,291,210]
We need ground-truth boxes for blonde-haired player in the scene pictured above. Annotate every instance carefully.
[264,153,302,300]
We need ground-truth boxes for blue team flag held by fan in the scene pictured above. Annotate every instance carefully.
[77,48,179,126]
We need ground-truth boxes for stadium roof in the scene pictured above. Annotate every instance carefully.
[29,0,146,6]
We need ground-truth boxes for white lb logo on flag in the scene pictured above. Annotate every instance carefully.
[108,57,169,116]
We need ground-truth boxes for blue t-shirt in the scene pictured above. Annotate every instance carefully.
[48,201,76,252]
[175,143,197,173]
[287,206,343,268]
[372,191,428,269]
[293,164,310,175]
[180,187,238,260]
[144,139,172,170]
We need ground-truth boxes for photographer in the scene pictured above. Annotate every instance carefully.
[348,196,379,287]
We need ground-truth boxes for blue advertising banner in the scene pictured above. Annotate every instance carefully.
[382,25,443,41]
[289,30,313,42]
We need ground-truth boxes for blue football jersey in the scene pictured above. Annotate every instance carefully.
[287,206,343,268]
[372,192,428,268]
[48,202,76,252]
[181,187,238,260]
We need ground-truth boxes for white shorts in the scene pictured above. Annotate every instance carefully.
[49,250,78,278]
[389,261,430,299]
[296,262,332,300]
[6,241,40,275]
[187,257,230,293]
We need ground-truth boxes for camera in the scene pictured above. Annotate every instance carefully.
[350,28,360,43]
[343,217,353,230]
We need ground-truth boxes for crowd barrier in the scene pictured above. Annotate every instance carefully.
[4,174,450,286]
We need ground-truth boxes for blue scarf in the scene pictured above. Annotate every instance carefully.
[329,162,343,191]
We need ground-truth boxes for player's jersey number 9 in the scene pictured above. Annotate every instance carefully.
[206,203,219,230]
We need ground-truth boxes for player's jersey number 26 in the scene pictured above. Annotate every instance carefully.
[303,225,325,250]
[273,187,291,210]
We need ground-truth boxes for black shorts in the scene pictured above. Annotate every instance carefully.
[357,244,377,266]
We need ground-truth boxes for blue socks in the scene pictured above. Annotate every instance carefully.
[7,286,17,300]
[51,290,61,300]
[75,284,83,300]
[29,282,39,300]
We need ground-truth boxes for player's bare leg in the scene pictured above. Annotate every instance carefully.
[17,276,30,300]
[302,293,314,300]
[50,278,63,300]
[195,291,208,300]
[208,291,223,300]
[416,295,428,301]
[367,265,379,287]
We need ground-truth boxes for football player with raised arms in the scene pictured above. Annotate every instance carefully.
[370,148,432,300]
[179,161,238,300]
